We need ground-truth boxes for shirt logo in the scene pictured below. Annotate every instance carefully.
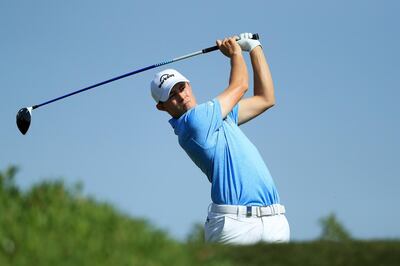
[159,74,175,88]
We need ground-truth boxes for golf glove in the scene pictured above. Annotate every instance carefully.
[237,32,262,52]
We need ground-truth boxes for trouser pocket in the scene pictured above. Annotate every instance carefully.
[204,213,226,243]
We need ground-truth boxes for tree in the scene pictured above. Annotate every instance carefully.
[186,223,205,244]
[319,213,352,241]
[0,166,18,192]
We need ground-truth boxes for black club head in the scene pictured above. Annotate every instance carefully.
[16,107,32,135]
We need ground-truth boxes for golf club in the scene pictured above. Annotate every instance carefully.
[16,33,260,135]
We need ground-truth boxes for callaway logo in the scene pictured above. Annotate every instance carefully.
[159,73,175,88]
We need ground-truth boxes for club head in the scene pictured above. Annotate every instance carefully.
[16,107,32,135]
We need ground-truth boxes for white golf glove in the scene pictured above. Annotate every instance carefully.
[237,32,262,52]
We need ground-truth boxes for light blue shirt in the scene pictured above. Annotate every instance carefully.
[169,99,280,206]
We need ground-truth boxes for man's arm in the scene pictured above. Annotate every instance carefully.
[216,37,249,119]
[238,46,275,125]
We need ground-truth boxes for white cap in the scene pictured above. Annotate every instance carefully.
[150,69,189,103]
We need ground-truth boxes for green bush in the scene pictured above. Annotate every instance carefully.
[1,166,399,266]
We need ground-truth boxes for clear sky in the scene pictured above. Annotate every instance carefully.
[1,0,399,240]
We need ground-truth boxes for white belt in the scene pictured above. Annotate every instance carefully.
[210,203,286,217]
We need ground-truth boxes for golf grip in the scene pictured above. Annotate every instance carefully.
[202,33,260,53]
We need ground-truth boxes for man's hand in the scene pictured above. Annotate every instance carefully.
[216,37,243,58]
[237,32,262,52]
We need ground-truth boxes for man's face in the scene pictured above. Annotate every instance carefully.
[156,82,196,118]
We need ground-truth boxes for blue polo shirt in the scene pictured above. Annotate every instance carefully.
[169,99,280,206]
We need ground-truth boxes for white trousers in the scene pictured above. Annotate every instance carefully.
[204,205,290,245]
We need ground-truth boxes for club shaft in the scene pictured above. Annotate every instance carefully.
[32,50,206,110]
[32,33,259,110]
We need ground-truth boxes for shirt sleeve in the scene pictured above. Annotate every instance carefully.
[228,102,239,125]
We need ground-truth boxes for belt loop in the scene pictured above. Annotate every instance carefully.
[256,207,261,217]
[246,206,252,217]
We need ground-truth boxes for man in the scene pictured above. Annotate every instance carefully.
[150,33,289,245]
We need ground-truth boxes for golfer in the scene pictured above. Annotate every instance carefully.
[151,33,289,245]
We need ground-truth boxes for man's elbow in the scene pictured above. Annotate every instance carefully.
[241,80,249,94]
[236,80,249,97]
[269,99,276,108]
[243,85,249,97]
[263,98,275,110]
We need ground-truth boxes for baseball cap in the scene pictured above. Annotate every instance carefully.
[150,69,189,103]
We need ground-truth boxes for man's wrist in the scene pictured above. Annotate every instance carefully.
[251,44,262,51]
[230,52,243,58]
[250,45,263,55]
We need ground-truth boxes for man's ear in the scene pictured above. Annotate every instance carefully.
[156,102,166,111]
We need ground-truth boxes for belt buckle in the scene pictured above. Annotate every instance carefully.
[246,206,252,217]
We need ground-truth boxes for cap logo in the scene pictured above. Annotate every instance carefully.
[159,73,175,88]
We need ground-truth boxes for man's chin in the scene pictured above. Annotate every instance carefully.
[184,99,196,109]
[184,103,196,111]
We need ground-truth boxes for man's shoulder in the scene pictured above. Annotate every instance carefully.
[186,100,213,116]
[183,100,218,126]
[194,99,220,113]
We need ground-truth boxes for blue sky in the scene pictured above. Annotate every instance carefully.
[1,0,399,240]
